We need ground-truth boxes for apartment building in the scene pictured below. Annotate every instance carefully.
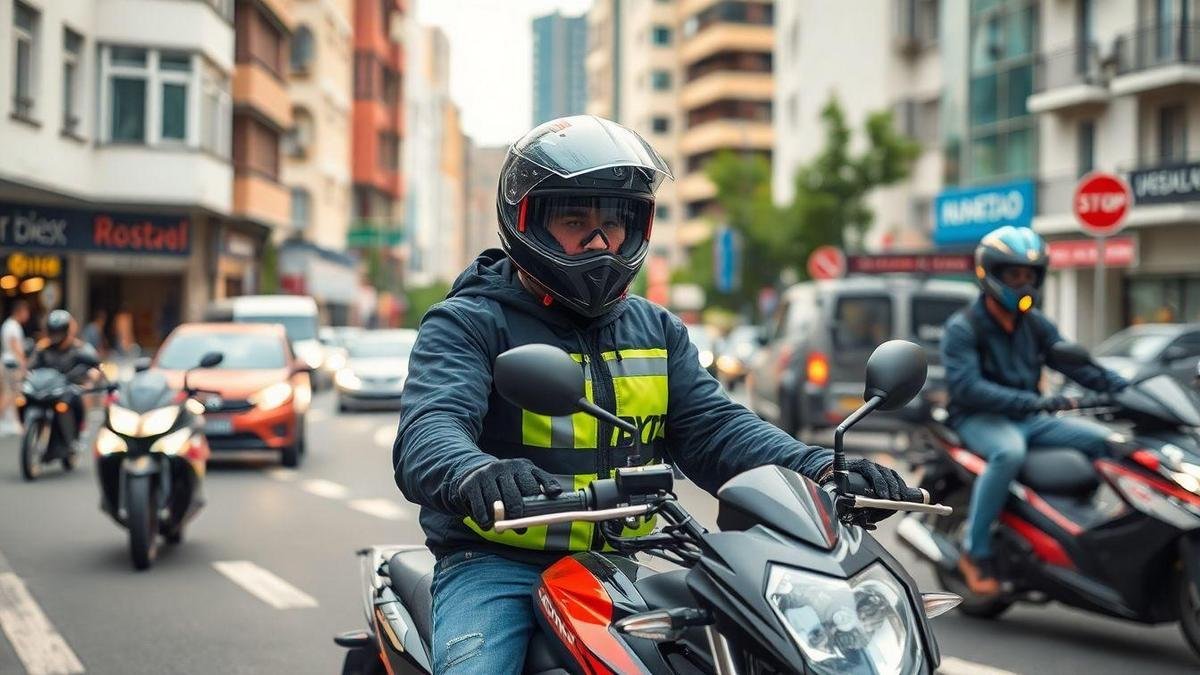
[532,10,588,125]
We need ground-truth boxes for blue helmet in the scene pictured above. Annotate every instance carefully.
[974,226,1048,314]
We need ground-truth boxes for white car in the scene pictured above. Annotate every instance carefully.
[335,329,417,412]
[206,295,330,390]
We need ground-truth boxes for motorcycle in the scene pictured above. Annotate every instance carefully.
[335,340,960,674]
[94,351,222,570]
[900,341,1200,658]
[17,350,111,481]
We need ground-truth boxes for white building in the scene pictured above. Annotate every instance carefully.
[0,0,235,344]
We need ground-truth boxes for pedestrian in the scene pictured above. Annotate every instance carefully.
[1,299,31,436]
[83,308,107,355]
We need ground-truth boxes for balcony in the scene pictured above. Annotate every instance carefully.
[678,172,717,203]
[681,23,773,65]
[233,63,291,130]
[892,0,938,56]
[233,172,290,229]
[680,119,773,157]
[1027,44,1109,114]
[680,71,772,110]
[1111,22,1200,96]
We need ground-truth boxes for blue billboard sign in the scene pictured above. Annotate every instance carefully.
[933,179,1036,246]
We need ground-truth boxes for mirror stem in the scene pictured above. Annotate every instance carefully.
[832,395,884,494]
[574,397,642,466]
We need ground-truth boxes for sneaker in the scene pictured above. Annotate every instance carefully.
[958,553,1001,597]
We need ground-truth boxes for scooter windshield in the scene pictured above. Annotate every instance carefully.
[1117,374,1200,428]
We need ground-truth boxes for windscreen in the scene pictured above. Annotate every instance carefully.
[912,296,970,349]
[235,315,317,342]
[158,333,286,370]
[833,296,893,353]
[348,335,416,359]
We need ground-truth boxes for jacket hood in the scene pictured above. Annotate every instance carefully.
[447,249,626,331]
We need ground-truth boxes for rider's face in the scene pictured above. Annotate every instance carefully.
[545,207,627,256]
[1000,265,1038,289]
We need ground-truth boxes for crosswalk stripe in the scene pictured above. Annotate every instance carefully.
[212,561,318,610]
[0,572,85,674]
[301,479,348,499]
[939,656,1021,675]
[349,499,409,521]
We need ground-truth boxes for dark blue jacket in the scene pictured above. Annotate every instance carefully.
[393,251,831,559]
[942,297,1126,425]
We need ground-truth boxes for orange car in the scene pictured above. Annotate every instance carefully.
[152,323,312,467]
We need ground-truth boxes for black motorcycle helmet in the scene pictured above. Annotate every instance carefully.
[974,226,1049,314]
[46,309,74,347]
[497,115,673,319]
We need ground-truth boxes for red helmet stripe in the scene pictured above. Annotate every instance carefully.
[518,196,529,233]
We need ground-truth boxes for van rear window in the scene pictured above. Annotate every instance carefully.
[913,296,969,346]
[833,296,892,352]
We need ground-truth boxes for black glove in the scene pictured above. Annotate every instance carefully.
[840,459,920,528]
[1037,395,1077,412]
[455,458,562,530]
[1108,375,1131,393]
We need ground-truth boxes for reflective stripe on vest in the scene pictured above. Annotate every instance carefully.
[466,348,668,551]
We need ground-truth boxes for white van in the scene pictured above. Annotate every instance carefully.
[205,295,328,388]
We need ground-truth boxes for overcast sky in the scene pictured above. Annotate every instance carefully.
[415,0,593,148]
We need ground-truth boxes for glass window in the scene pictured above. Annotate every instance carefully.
[160,51,192,72]
[651,70,672,91]
[111,77,147,142]
[161,82,187,140]
[834,296,893,352]
[1004,5,1034,58]
[970,133,999,178]
[111,46,147,67]
[158,332,287,370]
[291,188,311,231]
[969,73,998,125]
[1003,127,1034,175]
[912,296,970,347]
[651,116,670,133]
[652,26,672,45]
[290,24,314,72]
[1159,104,1188,163]
[201,63,230,158]
[655,204,670,220]
[1077,120,1095,176]
[12,0,39,118]
[1005,63,1032,117]
[62,28,83,134]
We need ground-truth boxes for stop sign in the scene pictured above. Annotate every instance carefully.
[1074,172,1131,236]
[807,245,846,280]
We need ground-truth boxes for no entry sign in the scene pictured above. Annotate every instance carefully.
[1074,172,1131,236]
[807,245,846,280]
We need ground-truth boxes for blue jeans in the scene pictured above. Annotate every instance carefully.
[430,551,548,673]
[954,412,1112,559]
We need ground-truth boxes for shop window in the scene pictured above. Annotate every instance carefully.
[12,0,39,121]
[62,28,83,136]
[290,24,315,74]
[102,47,195,145]
[651,70,672,91]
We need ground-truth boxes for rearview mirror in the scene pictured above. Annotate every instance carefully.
[76,350,101,369]
[863,340,928,411]
[494,344,585,417]
[134,357,152,373]
[1048,342,1092,368]
[198,352,224,369]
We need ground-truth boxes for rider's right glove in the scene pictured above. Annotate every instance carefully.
[454,458,562,530]
[1038,395,1078,412]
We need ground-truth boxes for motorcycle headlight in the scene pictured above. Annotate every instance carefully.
[1172,462,1200,495]
[250,382,293,410]
[151,427,193,455]
[140,406,180,436]
[765,563,922,675]
[108,405,142,436]
[335,369,362,391]
[96,427,128,455]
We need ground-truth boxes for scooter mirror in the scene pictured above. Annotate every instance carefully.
[1048,342,1092,368]
[134,357,152,373]
[198,352,224,369]
[863,340,928,411]
[494,344,585,417]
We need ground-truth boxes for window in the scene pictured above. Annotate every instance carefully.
[236,5,285,78]
[290,24,314,73]
[291,188,311,231]
[200,62,231,158]
[833,296,893,353]
[1077,119,1095,176]
[284,107,314,157]
[12,0,39,120]
[378,132,399,171]
[651,26,672,46]
[650,70,672,91]
[655,204,671,220]
[651,116,670,133]
[232,116,280,179]
[1158,104,1187,163]
[103,47,194,144]
[912,296,970,347]
[62,28,83,135]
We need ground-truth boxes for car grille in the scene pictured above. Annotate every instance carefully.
[205,397,253,413]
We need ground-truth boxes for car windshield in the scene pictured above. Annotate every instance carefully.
[1096,331,1176,361]
[235,315,317,342]
[348,335,416,359]
[158,332,286,370]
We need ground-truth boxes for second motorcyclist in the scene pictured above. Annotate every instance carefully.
[28,310,100,449]
[942,226,1129,596]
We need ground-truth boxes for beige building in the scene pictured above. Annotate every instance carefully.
[282,0,354,252]
[464,142,507,263]
[441,101,468,277]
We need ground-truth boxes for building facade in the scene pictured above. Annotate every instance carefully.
[532,10,588,126]
[464,142,507,264]
[0,0,236,348]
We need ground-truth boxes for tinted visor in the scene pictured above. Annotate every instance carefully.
[522,195,652,262]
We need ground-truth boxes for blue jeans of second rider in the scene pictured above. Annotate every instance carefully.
[953,412,1112,560]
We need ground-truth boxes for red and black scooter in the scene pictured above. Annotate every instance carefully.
[899,342,1200,658]
[335,341,961,674]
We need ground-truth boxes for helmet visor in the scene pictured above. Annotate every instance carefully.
[522,194,652,263]
[501,116,673,205]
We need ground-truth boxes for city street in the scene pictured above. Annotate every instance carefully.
[0,391,1195,674]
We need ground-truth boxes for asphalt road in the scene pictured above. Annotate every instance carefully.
[0,391,1196,674]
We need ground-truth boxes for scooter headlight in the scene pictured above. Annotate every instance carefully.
[140,406,180,436]
[1172,462,1200,495]
[96,427,128,455]
[765,563,922,675]
[151,427,193,455]
[108,405,142,436]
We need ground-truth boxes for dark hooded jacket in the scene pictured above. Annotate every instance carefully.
[393,250,831,561]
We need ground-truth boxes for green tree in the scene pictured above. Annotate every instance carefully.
[403,282,451,328]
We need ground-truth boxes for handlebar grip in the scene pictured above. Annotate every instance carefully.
[901,486,929,504]
[492,489,590,522]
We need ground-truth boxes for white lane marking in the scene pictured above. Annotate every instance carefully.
[301,479,349,499]
[349,499,409,521]
[265,468,299,482]
[373,426,394,448]
[212,561,318,610]
[0,572,86,674]
[938,656,1021,675]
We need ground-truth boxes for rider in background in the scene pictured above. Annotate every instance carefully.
[941,226,1128,596]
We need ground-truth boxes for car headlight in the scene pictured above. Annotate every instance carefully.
[699,350,714,369]
[335,369,362,390]
[108,405,142,436]
[140,406,180,436]
[250,382,293,410]
[325,352,346,372]
[765,563,922,675]
[96,427,128,455]
[151,427,193,455]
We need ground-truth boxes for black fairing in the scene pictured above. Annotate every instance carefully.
[120,371,174,412]
[1112,375,1200,428]
[24,368,69,399]
[716,465,838,551]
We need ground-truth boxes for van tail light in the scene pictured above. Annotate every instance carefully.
[806,352,830,387]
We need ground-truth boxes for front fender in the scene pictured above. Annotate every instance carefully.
[121,454,158,476]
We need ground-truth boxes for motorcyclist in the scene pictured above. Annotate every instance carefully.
[29,310,99,447]
[393,115,916,673]
[942,226,1129,597]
